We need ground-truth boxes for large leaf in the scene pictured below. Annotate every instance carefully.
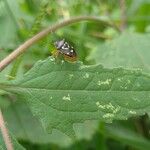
[88,33,150,73]
[0,57,150,138]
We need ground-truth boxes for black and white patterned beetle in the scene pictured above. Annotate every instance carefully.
[54,39,77,61]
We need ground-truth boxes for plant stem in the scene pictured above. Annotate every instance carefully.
[0,110,13,150]
[0,16,120,72]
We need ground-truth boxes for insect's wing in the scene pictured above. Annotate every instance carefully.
[60,42,77,57]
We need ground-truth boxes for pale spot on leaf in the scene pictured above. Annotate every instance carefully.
[69,74,74,79]
[129,110,136,115]
[103,113,114,119]
[117,78,121,81]
[96,102,120,114]
[96,101,100,106]
[97,79,111,86]
[50,57,55,62]
[62,94,71,101]
[83,73,89,79]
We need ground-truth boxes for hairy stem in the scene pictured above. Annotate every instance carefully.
[0,16,119,71]
[0,110,13,150]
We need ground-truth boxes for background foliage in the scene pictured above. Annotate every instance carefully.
[0,0,150,149]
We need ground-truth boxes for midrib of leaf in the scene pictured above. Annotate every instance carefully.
[1,80,149,113]
[2,84,150,114]
[0,84,149,92]
[2,69,149,92]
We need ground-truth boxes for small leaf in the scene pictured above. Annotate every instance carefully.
[0,57,150,138]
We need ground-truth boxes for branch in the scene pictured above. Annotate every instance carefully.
[0,16,120,71]
[0,110,13,150]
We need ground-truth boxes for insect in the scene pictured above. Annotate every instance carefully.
[53,39,77,62]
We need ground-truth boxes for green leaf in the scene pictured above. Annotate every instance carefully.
[129,0,150,15]
[3,101,72,147]
[88,33,150,73]
[0,131,25,150]
[0,57,150,138]
[0,1,18,49]
[2,97,98,147]
[103,123,150,150]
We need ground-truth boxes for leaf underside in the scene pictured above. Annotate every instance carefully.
[0,57,150,138]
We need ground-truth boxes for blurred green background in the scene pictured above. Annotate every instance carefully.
[0,0,150,149]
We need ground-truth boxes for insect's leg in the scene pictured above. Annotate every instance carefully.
[52,50,59,58]
[52,50,63,63]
